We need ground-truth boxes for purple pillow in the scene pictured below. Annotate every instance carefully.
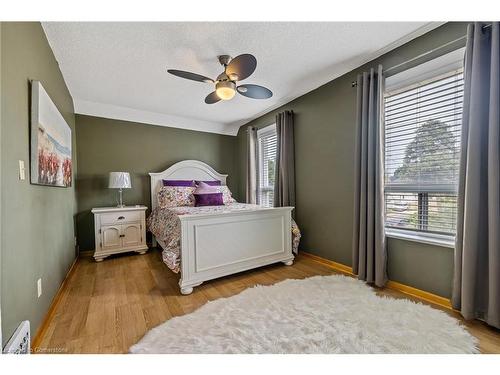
[194,192,224,206]
[195,180,221,186]
[162,179,195,187]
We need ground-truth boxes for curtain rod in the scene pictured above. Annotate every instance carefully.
[383,35,466,75]
[351,23,493,88]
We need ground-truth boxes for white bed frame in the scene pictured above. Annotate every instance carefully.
[149,160,294,295]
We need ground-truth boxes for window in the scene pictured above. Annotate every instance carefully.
[257,124,277,207]
[384,68,464,241]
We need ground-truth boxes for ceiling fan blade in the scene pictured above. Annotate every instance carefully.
[237,84,273,99]
[205,91,221,104]
[225,54,257,81]
[167,69,214,83]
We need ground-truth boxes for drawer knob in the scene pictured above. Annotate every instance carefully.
[117,216,125,220]
[119,234,125,238]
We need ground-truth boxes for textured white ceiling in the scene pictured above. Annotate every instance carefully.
[42,22,440,135]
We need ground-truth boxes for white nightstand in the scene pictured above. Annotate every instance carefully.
[91,206,148,262]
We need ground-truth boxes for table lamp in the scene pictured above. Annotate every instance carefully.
[108,172,131,208]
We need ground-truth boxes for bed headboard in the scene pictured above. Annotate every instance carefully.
[149,160,228,211]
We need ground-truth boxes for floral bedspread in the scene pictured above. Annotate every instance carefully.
[147,203,301,273]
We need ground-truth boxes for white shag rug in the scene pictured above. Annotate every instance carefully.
[130,275,478,354]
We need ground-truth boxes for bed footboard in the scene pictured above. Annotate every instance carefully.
[178,207,294,294]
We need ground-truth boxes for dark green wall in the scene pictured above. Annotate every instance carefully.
[387,238,454,297]
[75,114,238,251]
[1,22,77,345]
[237,22,468,298]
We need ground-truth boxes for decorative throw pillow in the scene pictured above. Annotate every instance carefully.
[216,186,236,204]
[194,181,218,193]
[162,179,195,187]
[194,192,224,207]
[157,186,195,208]
[193,182,236,205]
[195,180,221,186]
[193,182,224,206]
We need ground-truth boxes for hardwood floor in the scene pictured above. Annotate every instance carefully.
[36,248,500,354]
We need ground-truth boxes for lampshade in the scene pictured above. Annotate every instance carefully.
[108,172,131,189]
[216,81,236,100]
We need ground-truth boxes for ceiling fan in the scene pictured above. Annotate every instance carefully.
[167,54,273,104]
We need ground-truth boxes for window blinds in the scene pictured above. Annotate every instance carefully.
[384,70,464,235]
[257,126,277,207]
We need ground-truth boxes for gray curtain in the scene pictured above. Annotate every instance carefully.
[452,22,500,329]
[274,111,296,208]
[246,127,258,204]
[352,65,387,287]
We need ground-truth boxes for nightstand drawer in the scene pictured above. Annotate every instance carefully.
[100,210,141,225]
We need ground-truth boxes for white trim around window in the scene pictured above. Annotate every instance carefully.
[383,49,465,247]
[385,227,455,248]
[256,124,277,208]
[257,123,276,138]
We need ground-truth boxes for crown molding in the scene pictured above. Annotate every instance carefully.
[75,99,239,136]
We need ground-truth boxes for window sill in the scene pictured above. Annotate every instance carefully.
[385,228,455,248]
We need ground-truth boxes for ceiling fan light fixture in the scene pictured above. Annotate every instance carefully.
[215,81,236,100]
[168,53,272,104]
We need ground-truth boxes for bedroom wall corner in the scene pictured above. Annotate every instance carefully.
[74,115,239,252]
[1,22,77,346]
